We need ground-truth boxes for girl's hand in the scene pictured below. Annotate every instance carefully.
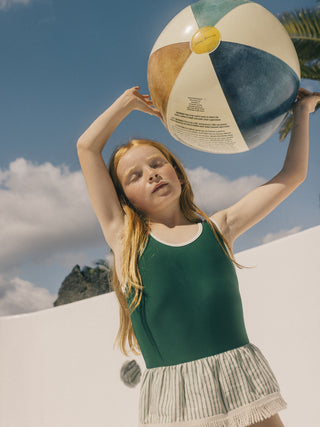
[291,87,320,115]
[120,86,163,121]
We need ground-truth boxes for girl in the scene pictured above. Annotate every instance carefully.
[77,86,320,427]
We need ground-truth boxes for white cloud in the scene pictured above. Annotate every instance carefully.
[0,158,103,272]
[262,226,302,245]
[105,251,115,267]
[0,275,57,316]
[46,251,91,269]
[0,0,33,11]
[186,166,266,214]
[0,158,116,316]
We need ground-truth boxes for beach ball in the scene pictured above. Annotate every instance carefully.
[147,0,300,154]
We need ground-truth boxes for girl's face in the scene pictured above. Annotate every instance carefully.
[116,145,183,217]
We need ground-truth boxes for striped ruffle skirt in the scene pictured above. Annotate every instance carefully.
[139,343,287,427]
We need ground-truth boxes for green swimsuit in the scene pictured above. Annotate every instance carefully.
[126,220,249,369]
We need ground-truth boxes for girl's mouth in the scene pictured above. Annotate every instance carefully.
[152,182,168,193]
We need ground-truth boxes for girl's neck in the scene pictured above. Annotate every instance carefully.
[149,210,192,230]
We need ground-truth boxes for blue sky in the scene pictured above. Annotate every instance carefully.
[0,0,319,316]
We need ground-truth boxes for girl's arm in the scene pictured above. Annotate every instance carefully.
[77,86,161,251]
[212,88,320,249]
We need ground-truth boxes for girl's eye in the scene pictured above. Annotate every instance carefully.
[130,172,141,182]
[151,159,165,168]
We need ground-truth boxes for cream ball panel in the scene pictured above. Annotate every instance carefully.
[215,2,301,79]
[166,53,249,154]
[150,6,199,56]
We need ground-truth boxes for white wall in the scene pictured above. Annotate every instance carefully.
[0,226,319,427]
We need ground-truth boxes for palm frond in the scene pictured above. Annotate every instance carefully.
[279,103,320,142]
[278,8,320,62]
[279,114,294,142]
[301,61,320,79]
[277,7,320,141]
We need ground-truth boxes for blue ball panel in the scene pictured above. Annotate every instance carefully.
[209,42,300,149]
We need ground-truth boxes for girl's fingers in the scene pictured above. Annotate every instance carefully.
[296,88,320,103]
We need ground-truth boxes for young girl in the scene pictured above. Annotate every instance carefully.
[77,86,320,427]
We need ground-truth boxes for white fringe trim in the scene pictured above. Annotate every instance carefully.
[139,392,287,427]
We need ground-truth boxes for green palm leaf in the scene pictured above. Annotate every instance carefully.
[276,7,320,141]
[279,103,320,142]
[300,61,320,80]
[278,114,293,142]
[277,8,320,72]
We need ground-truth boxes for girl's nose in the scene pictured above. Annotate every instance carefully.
[148,172,159,181]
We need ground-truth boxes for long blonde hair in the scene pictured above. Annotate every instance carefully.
[108,138,243,357]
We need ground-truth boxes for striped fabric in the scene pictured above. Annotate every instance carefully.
[138,343,287,427]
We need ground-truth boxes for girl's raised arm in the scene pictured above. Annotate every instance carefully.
[212,88,320,249]
[77,86,161,251]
